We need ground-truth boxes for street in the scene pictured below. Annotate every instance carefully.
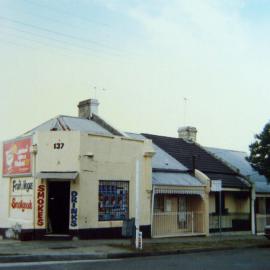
[1,248,270,270]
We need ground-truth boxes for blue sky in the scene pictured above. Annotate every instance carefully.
[1,0,270,152]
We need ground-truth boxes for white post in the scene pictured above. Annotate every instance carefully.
[150,186,155,237]
[135,159,141,249]
[251,183,256,235]
[31,144,38,232]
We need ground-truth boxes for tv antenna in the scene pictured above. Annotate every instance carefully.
[91,85,107,99]
[183,97,188,125]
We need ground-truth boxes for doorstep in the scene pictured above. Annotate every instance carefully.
[43,234,73,241]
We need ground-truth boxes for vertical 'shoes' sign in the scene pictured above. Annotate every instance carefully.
[2,137,32,176]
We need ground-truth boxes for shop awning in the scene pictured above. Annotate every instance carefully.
[36,171,79,180]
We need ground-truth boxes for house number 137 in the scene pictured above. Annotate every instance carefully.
[54,143,64,149]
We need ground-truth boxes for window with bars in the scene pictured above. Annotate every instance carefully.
[98,180,129,221]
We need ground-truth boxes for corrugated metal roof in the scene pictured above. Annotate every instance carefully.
[206,147,270,193]
[61,116,113,135]
[126,133,187,171]
[256,182,270,193]
[152,172,203,186]
[24,115,114,136]
[152,144,188,171]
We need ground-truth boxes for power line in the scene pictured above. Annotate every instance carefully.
[0,28,134,64]
[2,24,123,57]
[0,16,124,54]
[0,34,99,60]
[0,37,36,50]
[1,2,115,46]
[22,0,110,28]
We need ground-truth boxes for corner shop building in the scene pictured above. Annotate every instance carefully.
[0,100,153,240]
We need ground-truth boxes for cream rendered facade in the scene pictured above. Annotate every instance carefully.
[0,131,153,240]
[209,190,251,232]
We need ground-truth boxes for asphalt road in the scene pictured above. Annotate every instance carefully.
[1,248,270,270]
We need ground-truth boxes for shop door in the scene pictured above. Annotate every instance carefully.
[48,181,70,234]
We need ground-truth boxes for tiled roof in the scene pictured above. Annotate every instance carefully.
[127,132,203,187]
[126,132,188,171]
[206,173,248,189]
[142,133,249,189]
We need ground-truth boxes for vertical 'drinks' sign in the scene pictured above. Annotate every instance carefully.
[70,191,78,228]
[2,137,32,177]
[36,184,46,227]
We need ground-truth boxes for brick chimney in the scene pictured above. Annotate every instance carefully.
[78,99,99,119]
[178,126,197,142]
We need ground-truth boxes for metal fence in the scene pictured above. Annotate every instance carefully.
[152,211,205,237]
[209,213,250,231]
[256,214,270,234]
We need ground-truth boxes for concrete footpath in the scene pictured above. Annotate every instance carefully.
[0,234,269,263]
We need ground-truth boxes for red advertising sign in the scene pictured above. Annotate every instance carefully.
[2,137,32,176]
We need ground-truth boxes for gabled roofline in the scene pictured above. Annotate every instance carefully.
[204,147,252,187]
[91,113,125,137]
[142,133,251,188]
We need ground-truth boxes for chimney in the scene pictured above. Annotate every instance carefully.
[178,126,197,142]
[77,99,99,119]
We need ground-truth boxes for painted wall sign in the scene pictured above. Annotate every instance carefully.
[70,191,78,227]
[37,185,45,227]
[2,137,32,176]
[11,198,32,212]
[12,179,33,194]
[10,177,34,220]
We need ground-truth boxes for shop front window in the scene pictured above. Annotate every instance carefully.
[98,180,129,221]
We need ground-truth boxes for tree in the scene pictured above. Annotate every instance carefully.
[247,122,270,181]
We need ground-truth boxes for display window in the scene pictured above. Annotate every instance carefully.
[98,180,129,221]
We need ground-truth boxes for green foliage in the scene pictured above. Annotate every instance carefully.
[247,123,270,181]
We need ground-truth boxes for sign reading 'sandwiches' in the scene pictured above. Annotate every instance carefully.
[2,137,32,177]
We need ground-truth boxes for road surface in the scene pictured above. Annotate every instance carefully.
[1,247,270,270]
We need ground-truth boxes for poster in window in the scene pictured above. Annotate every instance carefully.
[98,181,129,221]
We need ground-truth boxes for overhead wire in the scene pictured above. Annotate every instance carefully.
[0,27,134,64]
[22,0,110,28]
[2,24,124,57]
[0,16,122,53]
[2,0,144,56]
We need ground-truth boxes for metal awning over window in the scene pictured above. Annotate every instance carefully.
[36,171,79,180]
[154,188,204,196]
